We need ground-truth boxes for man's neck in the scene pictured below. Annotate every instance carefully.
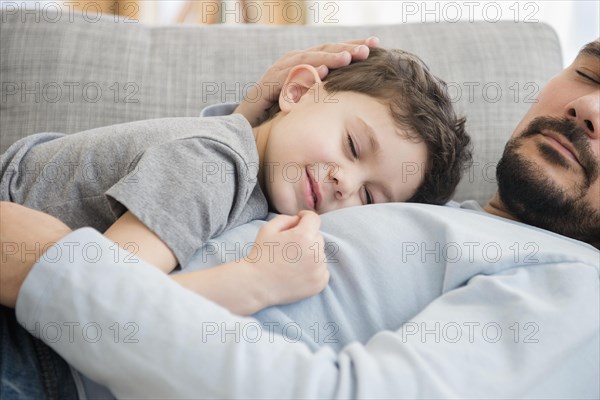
[483,193,520,221]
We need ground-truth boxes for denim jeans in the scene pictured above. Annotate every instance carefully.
[0,306,79,400]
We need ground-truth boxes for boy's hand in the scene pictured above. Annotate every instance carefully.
[245,210,330,308]
[235,37,380,126]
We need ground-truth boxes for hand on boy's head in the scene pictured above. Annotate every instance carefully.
[304,37,379,74]
[235,37,380,126]
[268,37,379,89]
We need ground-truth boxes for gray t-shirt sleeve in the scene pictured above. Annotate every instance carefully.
[106,136,255,267]
[200,103,238,117]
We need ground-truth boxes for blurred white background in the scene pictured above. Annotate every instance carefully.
[3,1,598,66]
[145,0,598,66]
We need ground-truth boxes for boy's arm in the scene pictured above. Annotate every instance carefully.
[173,211,328,315]
[104,211,267,314]
[104,210,329,316]
[104,211,177,274]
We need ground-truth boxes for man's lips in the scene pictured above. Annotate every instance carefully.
[540,131,582,166]
[305,166,321,211]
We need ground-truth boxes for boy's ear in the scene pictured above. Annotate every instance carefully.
[279,64,323,113]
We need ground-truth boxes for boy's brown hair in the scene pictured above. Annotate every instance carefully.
[264,47,472,205]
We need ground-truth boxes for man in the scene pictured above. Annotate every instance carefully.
[1,40,599,398]
[485,39,600,247]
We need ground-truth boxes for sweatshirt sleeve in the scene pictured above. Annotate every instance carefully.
[15,228,600,399]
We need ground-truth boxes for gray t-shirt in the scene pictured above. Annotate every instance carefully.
[1,114,268,267]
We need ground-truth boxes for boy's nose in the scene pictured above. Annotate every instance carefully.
[564,92,600,140]
[328,166,360,202]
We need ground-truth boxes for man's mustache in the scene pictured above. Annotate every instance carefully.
[519,116,598,185]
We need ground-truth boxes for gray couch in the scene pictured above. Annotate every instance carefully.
[0,8,562,204]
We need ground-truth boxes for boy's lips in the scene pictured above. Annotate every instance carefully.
[304,166,321,211]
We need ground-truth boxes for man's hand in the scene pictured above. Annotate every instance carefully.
[245,210,330,308]
[235,37,380,126]
[0,202,72,308]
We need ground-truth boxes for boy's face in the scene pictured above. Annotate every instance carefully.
[254,65,428,215]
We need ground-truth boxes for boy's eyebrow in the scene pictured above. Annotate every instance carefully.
[579,41,600,59]
[357,117,380,154]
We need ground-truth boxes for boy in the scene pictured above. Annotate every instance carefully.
[1,48,471,314]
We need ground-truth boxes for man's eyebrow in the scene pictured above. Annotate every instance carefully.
[357,117,380,154]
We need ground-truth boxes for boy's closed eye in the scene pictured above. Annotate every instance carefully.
[346,132,374,205]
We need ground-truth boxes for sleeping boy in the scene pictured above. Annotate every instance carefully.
[1,47,471,315]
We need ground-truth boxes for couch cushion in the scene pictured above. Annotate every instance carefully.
[0,8,562,203]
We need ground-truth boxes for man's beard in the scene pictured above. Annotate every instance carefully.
[496,117,600,247]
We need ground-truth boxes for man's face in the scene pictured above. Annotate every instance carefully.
[496,41,600,245]
[261,85,428,215]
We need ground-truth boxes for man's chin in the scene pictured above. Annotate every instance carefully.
[497,147,600,247]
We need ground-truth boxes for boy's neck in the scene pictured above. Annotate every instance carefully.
[252,118,275,193]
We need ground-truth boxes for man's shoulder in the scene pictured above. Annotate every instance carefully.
[431,202,599,270]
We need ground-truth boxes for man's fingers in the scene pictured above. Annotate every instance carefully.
[344,37,380,47]
[308,37,380,52]
[361,36,380,48]
[262,38,380,88]
[316,65,329,80]
[293,45,372,70]
[284,50,353,71]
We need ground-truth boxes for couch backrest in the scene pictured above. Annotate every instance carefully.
[0,9,562,203]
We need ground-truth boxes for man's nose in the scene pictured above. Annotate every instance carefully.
[564,92,600,140]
